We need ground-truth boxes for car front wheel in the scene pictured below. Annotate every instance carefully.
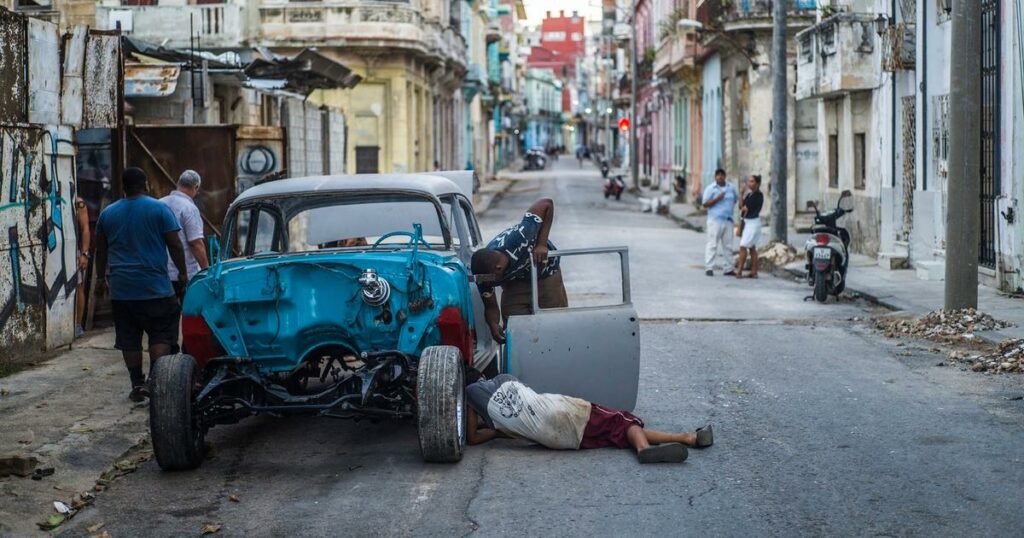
[416,345,466,463]
[150,353,206,471]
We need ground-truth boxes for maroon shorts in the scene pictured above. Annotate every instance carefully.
[579,403,645,449]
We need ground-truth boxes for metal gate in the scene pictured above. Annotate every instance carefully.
[979,0,1000,268]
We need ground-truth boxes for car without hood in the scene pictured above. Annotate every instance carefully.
[149,173,639,470]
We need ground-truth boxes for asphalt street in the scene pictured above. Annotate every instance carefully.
[59,158,1024,537]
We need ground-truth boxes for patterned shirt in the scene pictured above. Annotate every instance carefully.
[487,212,560,284]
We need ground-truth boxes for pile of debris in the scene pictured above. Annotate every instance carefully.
[758,241,799,271]
[874,308,1013,342]
[947,339,1024,374]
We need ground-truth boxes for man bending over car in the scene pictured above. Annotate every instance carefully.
[471,198,567,344]
[465,373,713,463]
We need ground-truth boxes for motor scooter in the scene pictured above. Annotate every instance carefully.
[599,157,610,178]
[522,149,547,171]
[604,174,626,200]
[804,190,854,303]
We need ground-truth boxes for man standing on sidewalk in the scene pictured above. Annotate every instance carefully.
[94,167,188,402]
[160,170,209,300]
[702,168,738,276]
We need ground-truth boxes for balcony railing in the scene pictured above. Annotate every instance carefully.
[698,0,817,29]
[97,3,245,49]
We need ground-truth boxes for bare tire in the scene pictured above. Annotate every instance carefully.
[417,345,466,463]
[150,353,206,471]
[813,270,829,303]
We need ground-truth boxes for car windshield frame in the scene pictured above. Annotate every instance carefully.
[223,189,454,257]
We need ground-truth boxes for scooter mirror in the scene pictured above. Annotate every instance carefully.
[838,190,854,212]
[806,200,818,211]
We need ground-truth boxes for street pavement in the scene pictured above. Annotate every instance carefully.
[6,158,1024,537]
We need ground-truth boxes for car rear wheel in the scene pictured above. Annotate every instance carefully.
[150,353,206,471]
[417,345,465,463]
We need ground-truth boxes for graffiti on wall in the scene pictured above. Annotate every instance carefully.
[0,127,77,351]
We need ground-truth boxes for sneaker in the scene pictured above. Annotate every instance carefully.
[128,384,150,402]
[723,269,737,276]
[705,270,714,277]
[695,424,714,448]
[638,443,688,464]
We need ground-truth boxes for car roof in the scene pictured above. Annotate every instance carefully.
[232,174,465,207]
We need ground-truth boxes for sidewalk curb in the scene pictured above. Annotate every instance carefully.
[773,263,905,312]
[474,175,516,216]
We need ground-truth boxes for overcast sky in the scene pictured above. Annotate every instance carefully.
[521,0,604,27]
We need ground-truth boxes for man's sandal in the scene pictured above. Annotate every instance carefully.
[638,443,688,464]
[695,424,714,448]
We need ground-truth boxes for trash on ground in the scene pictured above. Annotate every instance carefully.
[946,339,1024,374]
[0,454,39,477]
[874,309,1013,342]
[228,494,240,503]
[87,522,105,533]
[31,467,55,480]
[37,513,65,530]
[54,501,74,514]
[758,241,798,271]
[202,523,223,534]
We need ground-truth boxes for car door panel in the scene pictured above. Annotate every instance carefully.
[504,247,639,411]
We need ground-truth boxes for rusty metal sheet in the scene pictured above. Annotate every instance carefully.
[129,125,237,236]
[61,25,88,128]
[0,10,27,125]
[124,63,181,97]
[27,18,61,126]
[83,32,120,128]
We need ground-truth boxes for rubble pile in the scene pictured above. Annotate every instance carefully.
[947,339,1024,374]
[758,241,799,271]
[874,308,1013,342]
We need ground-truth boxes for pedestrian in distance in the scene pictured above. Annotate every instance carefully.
[160,170,209,302]
[465,373,714,464]
[736,174,764,279]
[94,167,188,402]
[702,168,738,276]
[470,198,567,344]
[73,195,91,339]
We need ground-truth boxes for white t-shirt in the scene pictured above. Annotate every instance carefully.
[160,191,204,280]
[486,381,592,449]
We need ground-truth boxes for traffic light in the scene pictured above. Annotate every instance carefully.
[618,117,630,132]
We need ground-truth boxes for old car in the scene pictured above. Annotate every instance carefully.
[149,173,639,470]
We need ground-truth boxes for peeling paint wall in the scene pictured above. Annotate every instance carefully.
[0,11,120,358]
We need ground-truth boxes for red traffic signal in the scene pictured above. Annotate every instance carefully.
[618,117,631,132]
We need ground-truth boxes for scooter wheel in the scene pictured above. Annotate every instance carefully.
[604,191,610,199]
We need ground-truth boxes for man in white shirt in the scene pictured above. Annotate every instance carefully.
[160,170,209,299]
[466,374,713,463]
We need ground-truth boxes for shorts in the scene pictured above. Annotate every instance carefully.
[579,403,645,449]
[499,271,569,321]
[111,296,181,351]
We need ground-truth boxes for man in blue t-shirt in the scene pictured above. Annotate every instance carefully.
[470,198,567,344]
[95,167,188,402]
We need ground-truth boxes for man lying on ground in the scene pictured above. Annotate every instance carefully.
[465,373,713,463]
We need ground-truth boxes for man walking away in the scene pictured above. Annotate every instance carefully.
[702,168,738,276]
[160,170,209,300]
[470,198,566,344]
[95,167,188,402]
[466,373,714,464]
[736,174,764,279]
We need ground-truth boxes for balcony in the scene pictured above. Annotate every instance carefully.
[257,1,466,70]
[655,33,699,77]
[698,0,817,33]
[96,2,245,49]
[795,13,883,100]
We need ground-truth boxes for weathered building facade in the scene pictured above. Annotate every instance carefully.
[796,0,1024,293]
[0,8,121,356]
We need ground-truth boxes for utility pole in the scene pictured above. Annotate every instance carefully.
[944,0,981,309]
[769,0,788,241]
[629,3,639,190]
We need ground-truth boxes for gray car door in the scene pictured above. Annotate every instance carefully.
[503,247,639,411]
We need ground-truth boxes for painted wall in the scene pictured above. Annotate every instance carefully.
[701,53,723,191]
